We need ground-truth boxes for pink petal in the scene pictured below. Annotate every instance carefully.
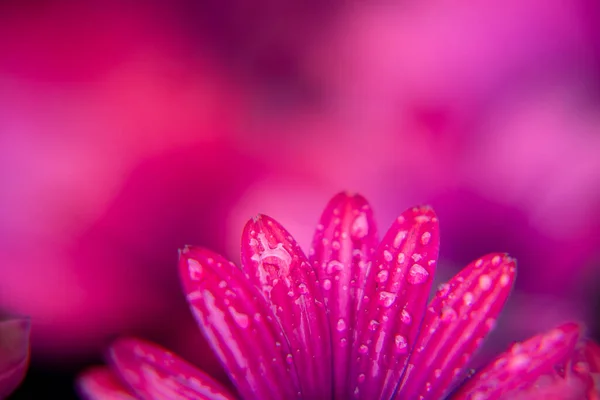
[498,340,594,400]
[179,247,302,400]
[453,322,582,399]
[0,317,30,398]
[77,366,137,400]
[396,253,517,400]
[309,193,378,399]
[108,337,235,400]
[350,206,440,399]
[241,214,332,398]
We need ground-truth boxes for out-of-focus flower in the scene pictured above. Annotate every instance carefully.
[76,193,599,399]
[0,318,31,398]
[0,1,246,359]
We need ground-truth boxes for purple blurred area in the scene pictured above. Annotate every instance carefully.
[0,1,599,398]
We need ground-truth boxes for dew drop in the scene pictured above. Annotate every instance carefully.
[228,307,249,329]
[440,307,457,322]
[499,273,511,287]
[326,260,344,274]
[397,253,406,264]
[463,292,474,306]
[407,264,429,284]
[509,354,529,370]
[286,354,294,365]
[394,335,408,353]
[378,291,396,307]
[474,258,483,268]
[491,255,502,266]
[437,283,450,297]
[298,283,309,295]
[479,275,492,291]
[393,231,408,248]
[322,279,332,290]
[337,318,347,332]
[421,231,432,245]
[368,320,379,331]
[358,345,368,354]
[187,259,203,280]
[351,213,369,239]
[412,253,423,262]
[376,270,389,283]
[401,309,412,325]
[383,250,393,262]
[358,374,366,383]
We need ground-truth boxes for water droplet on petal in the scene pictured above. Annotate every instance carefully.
[358,345,368,354]
[378,291,396,307]
[440,307,457,322]
[509,354,529,370]
[421,231,431,245]
[337,319,347,332]
[463,292,474,306]
[394,335,408,353]
[397,253,406,264]
[491,255,502,266]
[499,273,511,287]
[326,260,344,274]
[322,279,332,290]
[376,270,389,283]
[228,307,249,329]
[437,282,450,297]
[407,264,429,284]
[393,231,407,248]
[383,250,393,262]
[298,283,309,295]
[351,213,369,238]
[401,309,412,325]
[479,275,492,291]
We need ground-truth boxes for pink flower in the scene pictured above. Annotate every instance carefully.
[76,193,599,399]
[0,318,31,398]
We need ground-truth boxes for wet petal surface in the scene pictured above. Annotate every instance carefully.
[453,322,581,400]
[396,253,517,400]
[350,206,440,399]
[309,192,378,399]
[180,247,302,400]
[77,366,137,400]
[242,215,332,399]
[109,337,235,400]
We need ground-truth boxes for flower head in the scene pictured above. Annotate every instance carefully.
[0,317,31,398]
[78,193,600,399]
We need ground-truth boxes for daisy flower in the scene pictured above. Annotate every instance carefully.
[0,317,31,398]
[77,193,600,399]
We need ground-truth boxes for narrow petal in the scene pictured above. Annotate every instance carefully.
[350,206,440,399]
[452,322,581,399]
[0,317,31,398]
[108,337,236,400]
[241,215,332,399]
[309,192,378,400]
[396,253,517,400]
[77,366,137,400]
[498,340,596,400]
[584,340,600,396]
[179,247,302,400]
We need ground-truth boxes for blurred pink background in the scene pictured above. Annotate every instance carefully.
[1,0,599,397]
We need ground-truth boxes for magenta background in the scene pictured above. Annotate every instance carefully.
[1,1,599,398]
